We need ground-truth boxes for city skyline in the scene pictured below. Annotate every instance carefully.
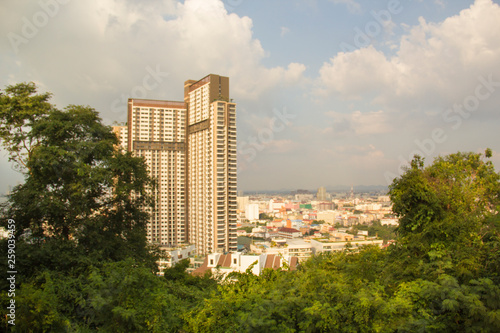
[1,0,500,193]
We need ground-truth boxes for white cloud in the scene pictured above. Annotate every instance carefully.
[267,139,297,154]
[317,0,500,112]
[280,26,290,37]
[0,0,305,117]
[325,110,392,135]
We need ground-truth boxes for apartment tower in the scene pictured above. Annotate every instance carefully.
[184,74,237,254]
[114,74,236,254]
[125,99,187,245]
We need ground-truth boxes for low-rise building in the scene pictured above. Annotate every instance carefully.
[158,244,196,274]
[381,218,399,226]
[277,227,302,239]
[249,239,313,262]
[286,239,314,262]
[310,239,384,254]
[192,252,298,277]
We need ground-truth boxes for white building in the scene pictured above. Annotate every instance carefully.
[157,244,196,274]
[316,210,337,224]
[245,203,260,221]
[250,239,313,263]
[381,218,399,226]
[355,203,382,211]
[310,239,384,253]
[193,252,298,277]
[269,199,285,213]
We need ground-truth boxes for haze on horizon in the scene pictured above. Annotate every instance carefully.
[1,0,500,193]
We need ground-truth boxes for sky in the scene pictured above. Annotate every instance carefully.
[1,0,500,193]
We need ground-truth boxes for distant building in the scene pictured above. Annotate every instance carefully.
[277,227,302,239]
[316,211,336,224]
[112,125,128,151]
[295,193,314,201]
[378,195,391,202]
[269,199,285,213]
[316,186,327,201]
[245,203,260,221]
[316,202,335,211]
[250,239,313,262]
[355,203,382,211]
[292,189,311,195]
[310,239,384,254]
[237,196,249,211]
[381,218,399,226]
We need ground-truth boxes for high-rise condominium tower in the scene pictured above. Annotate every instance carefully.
[121,99,187,245]
[113,74,236,255]
[184,74,237,254]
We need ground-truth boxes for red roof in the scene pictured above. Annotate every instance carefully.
[278,227,301,233]
[264,254,281,269]
[289,257,298,271]
[192,257,209,276]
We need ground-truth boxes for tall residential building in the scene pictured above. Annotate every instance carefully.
[184,74,237,254]
[237,196,250,211]
[112,125,128,151]
[113,74,236,255]
[124,98,187,245]
[317,186,327,201]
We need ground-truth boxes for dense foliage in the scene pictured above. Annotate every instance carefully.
[1,83,499,331]
[350,221,397,242]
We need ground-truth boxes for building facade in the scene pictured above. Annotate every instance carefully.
[184,74,237,254]
[113,74,236,255]
[245,203,260,221]
[316,186,327,201]
[127,99,187,245]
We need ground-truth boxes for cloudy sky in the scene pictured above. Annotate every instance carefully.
[1,0,500,193]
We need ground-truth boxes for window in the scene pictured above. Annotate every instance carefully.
[210,259,214,265]
[233,258,237,264]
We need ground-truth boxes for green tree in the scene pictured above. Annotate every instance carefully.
[0,82,53,172]
[237,226,253,233]
[388,152,500,282]
[0,84,159,322]
[259,213,273,220]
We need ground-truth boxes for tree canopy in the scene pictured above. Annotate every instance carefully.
[0,83,157,276]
